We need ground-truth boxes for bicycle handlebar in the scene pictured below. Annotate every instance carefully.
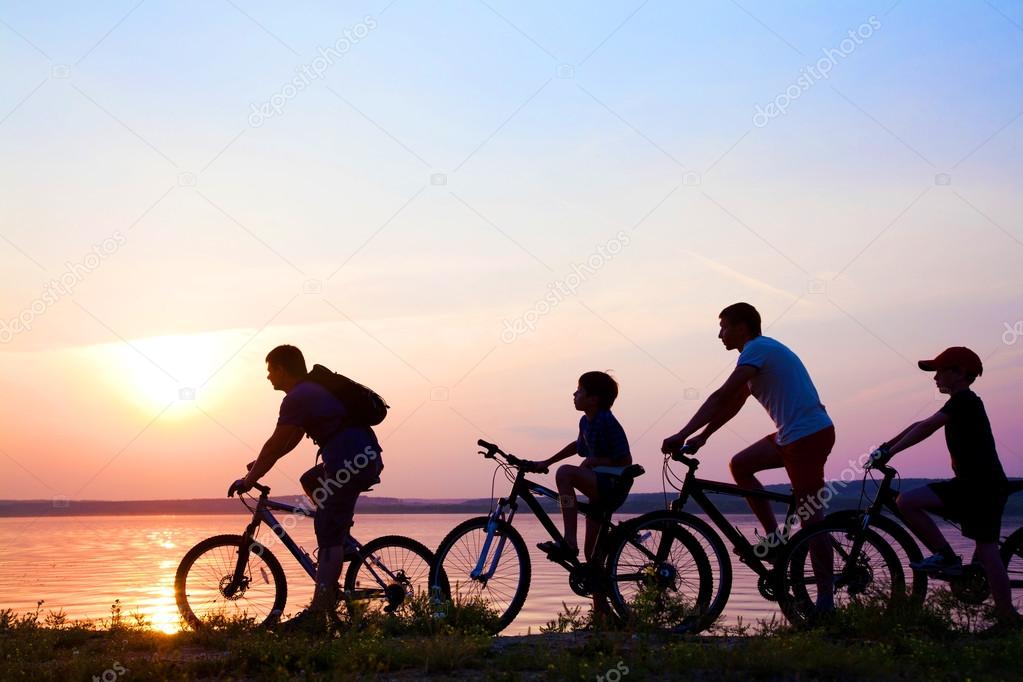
[669,440,703,464]
[476,438,547,473]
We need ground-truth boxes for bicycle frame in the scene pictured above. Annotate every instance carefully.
[228,485,399,598]
[669,453,799,579]
[471,459,614,581]
[855,464,1021,570]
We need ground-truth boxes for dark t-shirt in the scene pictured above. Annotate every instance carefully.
[939,389,1005,486]
[577,410,631,462]
[277,380,382,471]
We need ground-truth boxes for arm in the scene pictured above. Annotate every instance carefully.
[886,411,949,457]
[542,441,578,468]
[696,383,750,441]
[243,424,306,486]
[662,365,757,452]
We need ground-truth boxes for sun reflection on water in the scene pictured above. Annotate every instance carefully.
[144,586,181,634]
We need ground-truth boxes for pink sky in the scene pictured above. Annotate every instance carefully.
[2,1,1021,502]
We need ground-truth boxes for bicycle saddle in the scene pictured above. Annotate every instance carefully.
[622,464,645,481]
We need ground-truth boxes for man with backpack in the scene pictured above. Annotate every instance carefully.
[228,344,387,631]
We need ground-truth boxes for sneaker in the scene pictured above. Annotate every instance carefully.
[536,540,578,561]
[910,553,963,576]
[751,530,785,564]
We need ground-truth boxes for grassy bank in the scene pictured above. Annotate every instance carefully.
[2,599,1022,681]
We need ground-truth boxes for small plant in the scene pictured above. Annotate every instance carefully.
[619,578,701,633]
[540,602,588,633]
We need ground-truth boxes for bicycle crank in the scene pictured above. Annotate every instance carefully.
[568,563,604,597]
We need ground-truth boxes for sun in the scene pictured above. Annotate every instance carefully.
[91,331,249,418]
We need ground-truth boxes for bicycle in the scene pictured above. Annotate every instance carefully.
[780,455,1023,623]
[613,441,842,632]
[174,482,441,629]
[428,439,713,633]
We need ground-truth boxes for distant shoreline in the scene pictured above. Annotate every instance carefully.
[3,479,1023,518]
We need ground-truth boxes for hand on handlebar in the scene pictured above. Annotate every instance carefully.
[227,478,253,497]
[662,431,705,456]
[866,444,892,469]
[682,433,707,453]
[661,432,688,454]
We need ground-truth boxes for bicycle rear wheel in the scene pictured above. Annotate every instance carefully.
[429,516,529,633]
[605,512,714,632]
[343,535,439,616]
[778,522,904,626]
[175,534,287,629]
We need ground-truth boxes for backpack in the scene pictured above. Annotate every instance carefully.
[307,364,389,427]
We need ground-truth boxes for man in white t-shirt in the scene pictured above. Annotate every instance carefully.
[662,303,836,612]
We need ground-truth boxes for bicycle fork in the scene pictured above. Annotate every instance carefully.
[471,502,516,582]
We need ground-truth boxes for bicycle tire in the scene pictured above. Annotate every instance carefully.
[777,521,904,626]
[175,534,287,630]
[825,510,928,604]
[614,510,732,629]
[604,512,715,632]
[429,516,530,633]
[343,534,439,616]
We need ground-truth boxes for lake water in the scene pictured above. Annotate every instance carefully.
[0,512,1009,635]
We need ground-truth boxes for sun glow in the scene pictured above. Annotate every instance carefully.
[89,330,254,419]
[146,585,182,634]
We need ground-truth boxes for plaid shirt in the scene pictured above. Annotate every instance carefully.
[577,410,630,462]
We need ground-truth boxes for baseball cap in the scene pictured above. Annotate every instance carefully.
[918,346,983,377]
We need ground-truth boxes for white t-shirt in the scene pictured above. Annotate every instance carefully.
[737,336,832,446]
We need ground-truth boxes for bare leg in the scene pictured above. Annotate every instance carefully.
[729,437,785,534]
[555,465,599,552]
[896,487,951,553]
[974,542,1017,621]
[793,482,833,610]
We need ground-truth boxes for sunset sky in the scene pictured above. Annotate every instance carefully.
[1,1,1021,502]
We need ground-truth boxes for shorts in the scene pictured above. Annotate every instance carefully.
[303,459,382,548]
[764,425,836,500]
[928,478,1008,543]
[592,466,635,513]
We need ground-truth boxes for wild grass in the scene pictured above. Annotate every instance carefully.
[2,595,1022,681]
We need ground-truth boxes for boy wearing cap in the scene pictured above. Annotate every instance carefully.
[876,346,1017,623]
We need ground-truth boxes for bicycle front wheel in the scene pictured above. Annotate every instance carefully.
[343,535,438,616]
[778,523,904,626]
[429,516,530,633]
[605,512,714,632]
[175,534,287,629]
